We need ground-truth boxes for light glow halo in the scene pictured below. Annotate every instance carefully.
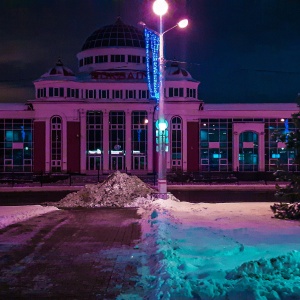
[153,0,168,16]
[178,19,188,28]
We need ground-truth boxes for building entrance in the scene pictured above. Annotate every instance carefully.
[133,155,146,170]
[88,156,101,171]
[238,131,259,171]
[111,155,124,170]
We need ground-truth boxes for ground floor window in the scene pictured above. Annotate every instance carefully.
[86,155,102,171]
[0,119,33,172]
[109,111,125,170]
[86,111,103,171]
[171,116,182,171]
[132,111,147,170]
[199,119,232,172]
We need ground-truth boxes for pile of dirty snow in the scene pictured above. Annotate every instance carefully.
[53,171,159,208]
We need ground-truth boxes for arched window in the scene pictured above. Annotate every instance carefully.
[51,116,62,172]
[171,116,182,170]
[132,111,148,170]
[86,111,103,171]
[239,131,258,171]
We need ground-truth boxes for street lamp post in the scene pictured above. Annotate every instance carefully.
[152,0,188,197]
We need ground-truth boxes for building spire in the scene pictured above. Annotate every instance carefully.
[56,57,63,66]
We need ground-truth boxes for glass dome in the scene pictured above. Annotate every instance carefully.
[82,17,145,50]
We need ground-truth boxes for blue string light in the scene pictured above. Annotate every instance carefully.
[144,28,160,102]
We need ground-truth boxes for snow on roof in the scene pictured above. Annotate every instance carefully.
[0,103,28,111]
[204,102,298,111]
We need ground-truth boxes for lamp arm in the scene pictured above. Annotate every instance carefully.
[162,24,178,36]
[139,22,181,37]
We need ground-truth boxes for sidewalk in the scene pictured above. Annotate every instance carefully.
[0,208,144,298]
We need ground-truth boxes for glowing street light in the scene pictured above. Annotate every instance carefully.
[152,0,168,16]
[152,0,188,197]
[139,1,188,197]
[178,19,188,28]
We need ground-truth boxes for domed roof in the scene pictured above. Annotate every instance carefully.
[82,17,145,50]
[165,62,193,81]
[41,58,75,78]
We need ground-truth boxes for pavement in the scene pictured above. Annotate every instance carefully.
[0,208,144,299]
[0,182,284,298]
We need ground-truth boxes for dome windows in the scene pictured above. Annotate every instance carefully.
[95,55,108,64]
[81,18,145,50]
[111,55,125,62]
[78,53,145,68]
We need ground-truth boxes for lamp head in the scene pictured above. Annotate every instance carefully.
[178,19,188,28]
[159,122,167,131]
[153,0,169,16]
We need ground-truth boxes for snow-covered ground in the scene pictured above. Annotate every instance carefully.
[129,199,300,299]
[0,205,58,229]
[1,200,300,299]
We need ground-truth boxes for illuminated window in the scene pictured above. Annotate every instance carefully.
[0,119,33,172]
[265,118,296,172]
[109,111,125,170]
[199,119,231,171]
[51,116,62,172]
[132,111,148,170]
[86,111,103,171]
[171,116,182,170]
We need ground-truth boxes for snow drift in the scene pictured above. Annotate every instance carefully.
[3,171,300,299]
[53,171,158,208]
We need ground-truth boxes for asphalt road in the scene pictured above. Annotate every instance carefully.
[171,190,277,202]
[0,191,73,205]
[0,208,143,299]
[0,189,278,206]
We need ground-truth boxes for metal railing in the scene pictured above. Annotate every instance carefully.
[0,171,293,188]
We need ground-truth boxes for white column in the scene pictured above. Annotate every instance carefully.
[103,110,109,173]
[125,110,132,172]
[259,132,265,171]
[165,116,171,173]
[182,116,188,172]
[45,119,51,173]
[62,116,68,172]
[79,109,86,174]
[147,109,154,173]
[233,131,239,172]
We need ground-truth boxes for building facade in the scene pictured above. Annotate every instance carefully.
[0,18,298,174]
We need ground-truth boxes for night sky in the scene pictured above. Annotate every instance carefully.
[1,0,300,104]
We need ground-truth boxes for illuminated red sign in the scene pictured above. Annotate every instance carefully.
[91,71,146,80]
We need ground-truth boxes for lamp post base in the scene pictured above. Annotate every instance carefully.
[158,179,168,199]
